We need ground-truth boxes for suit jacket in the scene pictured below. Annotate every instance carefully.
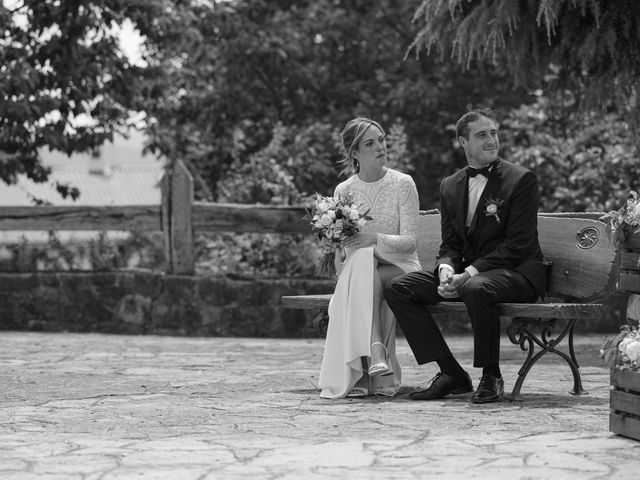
[436,158,549,299]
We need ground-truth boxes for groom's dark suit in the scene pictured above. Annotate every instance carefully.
[384,158,548,368]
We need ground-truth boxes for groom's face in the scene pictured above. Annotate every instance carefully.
[459,116,499,168]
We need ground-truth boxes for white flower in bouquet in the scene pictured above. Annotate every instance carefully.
[317,199,331,212]
[326,225,340,240]
[319,212,334,226]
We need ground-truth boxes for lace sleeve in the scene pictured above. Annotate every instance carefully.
[376,176,419,254]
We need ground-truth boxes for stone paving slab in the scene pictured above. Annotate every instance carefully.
[1,331,639,479]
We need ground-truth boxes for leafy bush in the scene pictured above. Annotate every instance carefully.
[194,232,320,277]
[217,118,413,203]
[500,93,639,212]
[216,122,307,205]
[0,232,166,273]
[0,229,322,278]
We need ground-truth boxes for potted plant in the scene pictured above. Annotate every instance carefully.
[601,325,640,441]
[600,190,640,441]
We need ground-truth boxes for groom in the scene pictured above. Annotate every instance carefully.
[384,109,548,403]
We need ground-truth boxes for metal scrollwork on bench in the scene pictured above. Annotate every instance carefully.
[506,317,585,400]
[576,226,599,249]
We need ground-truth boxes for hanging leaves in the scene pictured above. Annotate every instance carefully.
[409,0,640,123]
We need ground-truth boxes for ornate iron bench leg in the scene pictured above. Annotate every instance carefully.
[567,319,580,374]
[506,317,585,401]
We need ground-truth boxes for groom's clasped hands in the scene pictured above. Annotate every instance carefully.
[436,268,470,299]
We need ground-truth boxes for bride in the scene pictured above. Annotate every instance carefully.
[319,117,421,399]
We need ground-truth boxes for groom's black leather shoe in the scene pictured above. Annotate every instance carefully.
[409,371,473,400]
[471,373,504,404]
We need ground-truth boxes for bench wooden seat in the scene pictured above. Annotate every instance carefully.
[281,212,617,400]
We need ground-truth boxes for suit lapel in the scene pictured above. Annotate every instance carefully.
[468,160,503,239]
[454,172,468,237]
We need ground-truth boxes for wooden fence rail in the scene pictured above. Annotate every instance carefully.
[0,205,162,231]
[0,161,311,275]
[192,203,310,234]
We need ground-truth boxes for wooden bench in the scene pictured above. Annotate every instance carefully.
[281,211,617,400]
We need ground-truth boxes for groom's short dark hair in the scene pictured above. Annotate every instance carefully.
[455,108,496,140]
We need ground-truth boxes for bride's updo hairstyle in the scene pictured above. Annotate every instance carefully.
[338,117,385,176]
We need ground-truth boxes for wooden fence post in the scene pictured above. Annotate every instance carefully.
[161,160,195,274]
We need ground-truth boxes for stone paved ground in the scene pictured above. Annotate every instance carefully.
[1,331,639,479]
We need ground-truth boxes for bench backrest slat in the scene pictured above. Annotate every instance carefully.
[415,213,616,300]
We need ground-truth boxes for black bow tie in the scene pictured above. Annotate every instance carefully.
[467,163,494,178]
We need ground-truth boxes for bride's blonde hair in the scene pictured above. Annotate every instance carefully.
[338,117,384,176]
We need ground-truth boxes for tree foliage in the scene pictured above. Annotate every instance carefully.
[410,0,640,126]
[500,93,638,213]
[215,119,413,204]
[7,0,633,215]
[0,0,159,194]
[141,0,531,207]
[0,0,532,208]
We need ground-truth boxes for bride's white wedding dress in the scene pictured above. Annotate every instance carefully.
[319,168,422,399]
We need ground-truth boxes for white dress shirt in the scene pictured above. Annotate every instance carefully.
[466,174,489,227]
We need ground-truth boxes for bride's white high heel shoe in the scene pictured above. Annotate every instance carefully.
[368,342,393,377]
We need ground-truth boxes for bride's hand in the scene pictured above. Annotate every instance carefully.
[341,232,378,249]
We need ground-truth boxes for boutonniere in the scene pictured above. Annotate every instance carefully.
[484,197,504,223]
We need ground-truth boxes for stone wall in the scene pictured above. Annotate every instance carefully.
[0,272,334,337]
[0,272,625,337]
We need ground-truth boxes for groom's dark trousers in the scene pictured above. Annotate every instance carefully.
[385,158,547,369]
[384,267,537,368]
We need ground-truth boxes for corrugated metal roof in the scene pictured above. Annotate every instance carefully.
[0,164,164,206]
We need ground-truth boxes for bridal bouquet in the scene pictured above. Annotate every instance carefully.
[601,324,640,372]
[600,190,640,246]
[307,192,371,277]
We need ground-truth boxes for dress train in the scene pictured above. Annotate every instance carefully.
[319,247,417,399]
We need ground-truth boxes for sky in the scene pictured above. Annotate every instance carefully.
[117,19,144,66]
